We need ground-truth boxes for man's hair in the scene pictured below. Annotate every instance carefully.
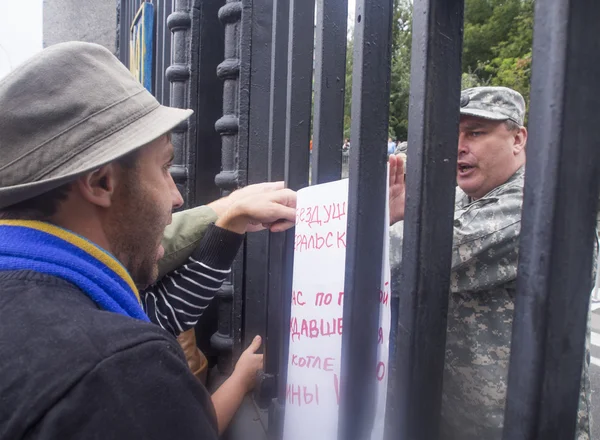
[505,120,521,132]
[0,183,72,221]
[0,150,142,221]
[118,148,141,170]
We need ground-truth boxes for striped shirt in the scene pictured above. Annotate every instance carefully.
[141,224,243,336]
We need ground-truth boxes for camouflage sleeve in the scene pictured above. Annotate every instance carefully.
[158,205,218,279]
[450,185,523,293]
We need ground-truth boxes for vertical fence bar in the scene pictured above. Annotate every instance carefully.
[502,1,600,439]
[268,0,315,436]
[244,0,274,348]
[213,0,245,375]
[163,0,173,106]
[154,0,165,104]
[193,0,225,207]
[261,0,290,434]
[337,0,393,439]
[117,0,128,62]
[283,0,314,194]
[310,0,347,184]
[167,0,194,208]
[389,0,464,439]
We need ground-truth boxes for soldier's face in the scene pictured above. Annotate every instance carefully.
[457,116,526,199]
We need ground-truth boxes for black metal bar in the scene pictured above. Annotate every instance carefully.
[388,0,464,439]
[260,0,290,428]
[167,0,193,208]
[282,0,314,191]
[192,0,225,207]
[266,0,315,436]
[337,0,394,438]
[244,0,274,350]
[213,0,243,375]
[502,1,600,439]
[213,0,253,374]
[164,0,173,106]
[215,0,244,193]
[265,0,290,380]
[117,1,128,63]
[154,0,165,104]
[310,0,347,184]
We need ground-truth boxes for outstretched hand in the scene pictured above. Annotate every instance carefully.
[207,181,286,222]
[232,335,264,393]
[216,188,297,234]
[389,154,406,225]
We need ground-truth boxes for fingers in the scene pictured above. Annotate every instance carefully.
[249,181,285,193]
[389,154,404,186]
[258,354,264,370]
[267,181,285,191]
[389,155,398,187]
[268,219,295,232]
[397,154,405,176]
[267,188,297,208]
[247,189,297,226]
[248,335,262,353]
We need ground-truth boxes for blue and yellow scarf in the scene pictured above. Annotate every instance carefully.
[0,220,149,322]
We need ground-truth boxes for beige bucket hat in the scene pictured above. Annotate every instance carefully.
[0,41,193,210]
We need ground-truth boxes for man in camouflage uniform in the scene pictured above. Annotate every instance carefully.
[389,86,592,440]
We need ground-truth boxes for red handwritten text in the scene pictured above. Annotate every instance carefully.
[291,354,335,372]
[292,290,305,306]
[286,383,320,406]
[297,202,347,228]
[290,316,343,341]
[376,361,386,382]
[294,231,347,252]
[379,281,390,306]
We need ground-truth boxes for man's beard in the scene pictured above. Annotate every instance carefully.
[106,174,168,289]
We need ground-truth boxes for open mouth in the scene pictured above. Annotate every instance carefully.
[458,164,475,173]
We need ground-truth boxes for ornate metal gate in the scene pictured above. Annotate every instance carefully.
[118,0,600,439]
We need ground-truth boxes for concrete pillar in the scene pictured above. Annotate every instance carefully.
[43,0,117,54]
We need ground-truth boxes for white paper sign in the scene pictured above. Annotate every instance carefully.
[282,177,391,440]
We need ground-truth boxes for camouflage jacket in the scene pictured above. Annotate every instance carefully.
[389,166,592,440]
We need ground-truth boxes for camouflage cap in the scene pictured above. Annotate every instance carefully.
[460,86,525,126]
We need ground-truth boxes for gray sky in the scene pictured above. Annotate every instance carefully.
[348,0,356,29]
[0,0,43,79]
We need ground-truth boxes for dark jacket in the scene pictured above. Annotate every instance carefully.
[0,270,218,440]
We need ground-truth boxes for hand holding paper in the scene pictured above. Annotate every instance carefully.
[216,188,297,234]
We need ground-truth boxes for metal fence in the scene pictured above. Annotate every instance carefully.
[118,0,223,210]
[118,0,600,439]
[118,0,226,374]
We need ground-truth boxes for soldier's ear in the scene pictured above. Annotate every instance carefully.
[513,126,527,154]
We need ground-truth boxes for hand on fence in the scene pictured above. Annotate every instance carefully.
[232,335,264,393]
[389,154,406,225]
[216,188,297,234]
[207,181,285,219]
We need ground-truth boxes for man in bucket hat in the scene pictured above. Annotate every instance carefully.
[0,42,296,439]
[389,86,592,439]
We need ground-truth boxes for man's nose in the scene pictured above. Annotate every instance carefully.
[457,133,468,155]
[170,178,184,210]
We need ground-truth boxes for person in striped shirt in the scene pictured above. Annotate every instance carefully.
[142,181,295,434]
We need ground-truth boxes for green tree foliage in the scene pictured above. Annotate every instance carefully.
[388,0,413,141]
[343,0,535,140]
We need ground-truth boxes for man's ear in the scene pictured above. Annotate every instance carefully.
[513,126,528,155]
[75,164,118,208]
